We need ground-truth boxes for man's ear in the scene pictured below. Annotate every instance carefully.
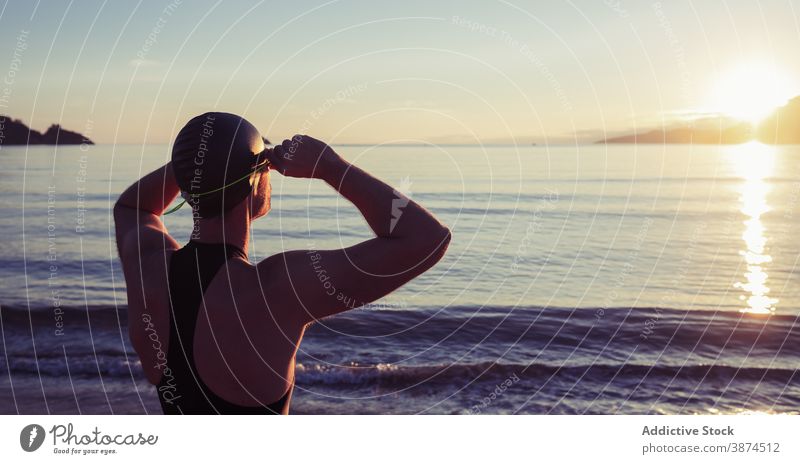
[245,176,262,218]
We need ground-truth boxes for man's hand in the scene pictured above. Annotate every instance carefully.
[266,134,344,179]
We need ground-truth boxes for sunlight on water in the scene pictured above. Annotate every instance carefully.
[705,407,795,415]
[730,142,778,314]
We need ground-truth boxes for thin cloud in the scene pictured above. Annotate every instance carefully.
[128,58,161,67]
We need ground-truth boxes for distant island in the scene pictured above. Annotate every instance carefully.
[597,96,800,145]
[0,116,93,146]
[756,96,800,144]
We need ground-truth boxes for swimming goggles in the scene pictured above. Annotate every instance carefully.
[163,154,271,215]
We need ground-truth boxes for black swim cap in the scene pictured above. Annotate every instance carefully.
[171,112,264,218]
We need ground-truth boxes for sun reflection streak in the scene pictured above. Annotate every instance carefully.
[730,142,778,314]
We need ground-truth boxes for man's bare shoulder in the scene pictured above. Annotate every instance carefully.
[248,250,312,323]
[253,249,308,289]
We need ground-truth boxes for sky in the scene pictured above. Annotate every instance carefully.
[0,0,799,144]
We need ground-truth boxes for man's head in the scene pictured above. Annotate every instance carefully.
[171,112,270,220]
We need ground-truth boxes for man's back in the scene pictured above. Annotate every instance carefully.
[127,242,302,411]
[115,128,450,414]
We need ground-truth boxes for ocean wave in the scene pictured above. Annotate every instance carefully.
[4,303,799,322]
[0,354,141,378]
[293,361,799,388]
[3,304,799,351]
[3,352,795,390]
[3,304,798,384]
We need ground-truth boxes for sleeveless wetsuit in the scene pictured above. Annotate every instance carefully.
[157,240,291,414]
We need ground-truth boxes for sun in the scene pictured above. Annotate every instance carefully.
[709,62,793,123]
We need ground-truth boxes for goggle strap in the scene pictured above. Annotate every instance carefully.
[162,158,270,216]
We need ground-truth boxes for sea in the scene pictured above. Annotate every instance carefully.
[0,142,798,414]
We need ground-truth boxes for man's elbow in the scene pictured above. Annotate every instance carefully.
[418,224,451,263]
[114,195,133,213]
[436,225,451,256]
[394,222,451,267]
[437,225,451,249]
[113,200,133,222]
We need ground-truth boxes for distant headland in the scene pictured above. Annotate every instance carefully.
[0,116,94,147]
[596,96,800,145]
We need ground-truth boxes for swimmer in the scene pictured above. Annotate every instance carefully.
[114,112,451,414]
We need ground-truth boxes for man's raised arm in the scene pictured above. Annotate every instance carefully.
[113,163,180,260]
[262,136,451,322]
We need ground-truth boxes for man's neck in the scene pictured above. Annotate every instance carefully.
[191,205,250,256]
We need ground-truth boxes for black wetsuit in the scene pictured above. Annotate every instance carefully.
[157,240,291,414]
